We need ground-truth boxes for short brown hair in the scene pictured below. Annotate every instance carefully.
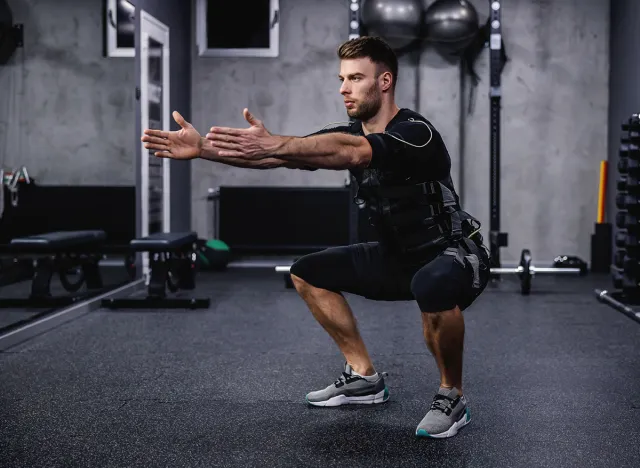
[337,36,399,90]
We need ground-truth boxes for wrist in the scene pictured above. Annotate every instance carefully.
[197,136,206,159]
[272,136,294,157]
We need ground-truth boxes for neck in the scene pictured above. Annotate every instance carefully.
[361,100,401,135]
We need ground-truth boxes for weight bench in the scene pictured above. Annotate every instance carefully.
[101,232,210,310]
[0,230,107,308]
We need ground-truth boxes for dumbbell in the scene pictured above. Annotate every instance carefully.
[618,175,640,193]
[611,266,640,292]
[616,211,640,232]
[618,156,640,174]
[615,231,640,251]
[612,252,640,276]
[616,193,640,211]
[622,114,640,131]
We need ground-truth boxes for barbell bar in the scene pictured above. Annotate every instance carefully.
[275,249,585,295]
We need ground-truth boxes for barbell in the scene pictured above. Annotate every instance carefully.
[275,249,586,295]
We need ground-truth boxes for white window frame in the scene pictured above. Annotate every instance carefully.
[195,0,280,58]
[104,0,135,57]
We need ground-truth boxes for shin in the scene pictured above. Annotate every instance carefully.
[421,307,465,392]
[290,274,376,376]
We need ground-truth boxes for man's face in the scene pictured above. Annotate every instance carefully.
[339,58,384,121]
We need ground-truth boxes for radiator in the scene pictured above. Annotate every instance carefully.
[210,186,360,254]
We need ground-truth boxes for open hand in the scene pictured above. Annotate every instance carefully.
[205,109,281,160]
[142,111,201,160]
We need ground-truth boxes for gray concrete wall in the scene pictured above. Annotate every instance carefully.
[191,0,610,263]
[461,0,610,263]
[0,0,136,186]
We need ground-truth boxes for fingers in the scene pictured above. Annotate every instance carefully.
[205,132,243,144]
[143,128,169,138]
[208,126,245,136]
[173,110,192,129]
[154,151,173,158]
[144,142,170,152]
[142,135,169,145]
[243,108,262,127]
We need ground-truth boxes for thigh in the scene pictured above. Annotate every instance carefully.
[289,242,415,301]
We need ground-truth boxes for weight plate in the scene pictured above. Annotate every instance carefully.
[59,268,85,292]
[520,249,532,295]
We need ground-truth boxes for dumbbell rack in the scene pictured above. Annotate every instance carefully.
[612,114,640,298]
[596,114,640,325]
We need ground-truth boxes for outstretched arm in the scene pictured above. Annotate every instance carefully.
[141,110,317,170]
[270,133,372,169]
[198,137,316,170]
[206,109,372,170]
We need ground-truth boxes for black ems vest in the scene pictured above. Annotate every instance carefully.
[355,178,481,256]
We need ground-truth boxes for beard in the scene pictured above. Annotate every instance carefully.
[347,83,382,121]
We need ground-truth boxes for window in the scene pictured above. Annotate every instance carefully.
[196,0,279,58]
[104,0,135,57]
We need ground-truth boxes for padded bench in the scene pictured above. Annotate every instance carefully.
[9,230,106,252]
[129,231,198,252]
[0,230,107,308]
[102,231,210,310]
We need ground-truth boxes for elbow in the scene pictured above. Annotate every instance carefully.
[349,138,372,169]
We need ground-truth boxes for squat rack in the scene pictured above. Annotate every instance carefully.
[488,0,507,269]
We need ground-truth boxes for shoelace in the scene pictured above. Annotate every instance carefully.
[334,371,389,387]
[430,394,458,415]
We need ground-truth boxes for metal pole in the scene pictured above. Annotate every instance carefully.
[489,0,506,268]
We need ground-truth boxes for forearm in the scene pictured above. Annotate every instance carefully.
[273,133,370,169]
[198,137,299,169]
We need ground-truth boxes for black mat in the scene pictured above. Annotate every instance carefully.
[1,270,639,468]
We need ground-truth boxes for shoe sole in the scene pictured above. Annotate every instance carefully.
[306,387,389,407]
[415,408,471,439]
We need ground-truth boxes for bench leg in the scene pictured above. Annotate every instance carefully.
[31,257,54,299]
[82,258,103,290]
[100,247,209,310]
[148,253,168,299]
[175,251,196,290]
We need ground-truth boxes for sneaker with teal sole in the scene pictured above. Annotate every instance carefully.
[305,362,389,407]
[416,387,470,438]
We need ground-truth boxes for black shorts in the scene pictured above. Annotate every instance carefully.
[289,239,490,312]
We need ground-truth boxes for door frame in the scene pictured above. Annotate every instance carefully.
[138,9,171,276]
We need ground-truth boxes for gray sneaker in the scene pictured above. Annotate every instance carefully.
[415,387,470,438]
[305,362,389,407]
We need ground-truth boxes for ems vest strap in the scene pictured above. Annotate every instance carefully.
[443,243,482,289]
[450,211,463,238]
[397,224,445,246]
[439,184,458,208]
[384,205,443,227]
[377,181,437,198]
[402,235,448,253]
[443,245,466,266]
[464,253,481,289]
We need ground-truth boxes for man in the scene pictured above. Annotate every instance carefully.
[142,36,490,439]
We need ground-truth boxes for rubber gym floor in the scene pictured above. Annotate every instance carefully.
[1,270,639,468]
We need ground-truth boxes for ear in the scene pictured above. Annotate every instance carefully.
[380,71,393,92]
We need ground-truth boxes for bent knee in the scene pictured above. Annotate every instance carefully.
[410,265,460,312]
[289,256,324,292]
[289,257,312,286]
[290,273,310,292]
